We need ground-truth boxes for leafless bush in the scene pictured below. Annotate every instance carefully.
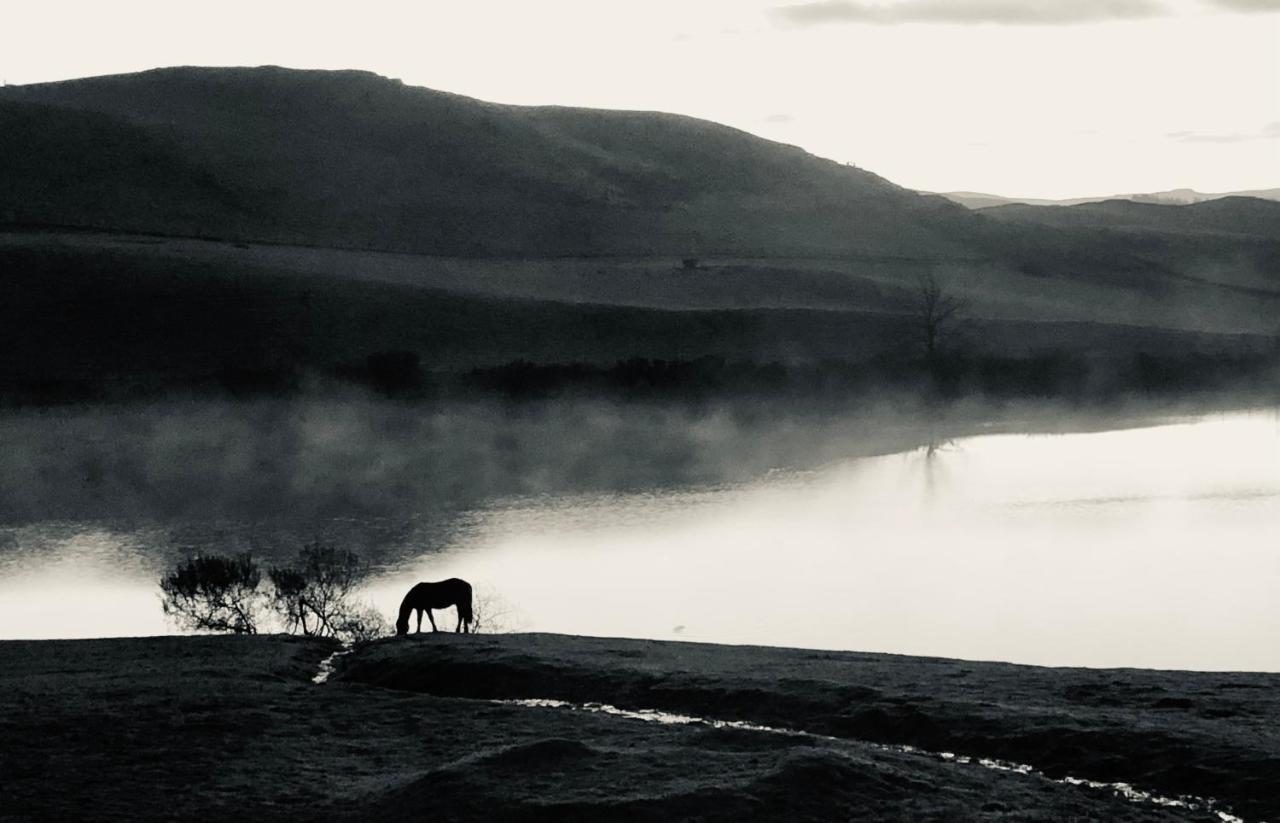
[159,553,263,634]
[268,543,371,642]
[333,602,393,644]
[469,585,524,634]
[160,544,389,643]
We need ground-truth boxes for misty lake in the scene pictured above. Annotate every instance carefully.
[2,409,1277,672]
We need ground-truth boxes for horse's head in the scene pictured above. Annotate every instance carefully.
[395,616,409,636]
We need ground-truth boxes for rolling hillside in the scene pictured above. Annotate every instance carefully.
[0,99,246,235]
[1,66,1277,403]
[0,66,978,259]
[4,65,1275,286]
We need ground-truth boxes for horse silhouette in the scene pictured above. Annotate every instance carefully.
[396,578,473,635]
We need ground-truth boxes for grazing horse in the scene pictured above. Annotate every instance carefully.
[396,578,473,635]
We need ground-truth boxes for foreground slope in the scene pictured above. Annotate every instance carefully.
[3,633,1275,821]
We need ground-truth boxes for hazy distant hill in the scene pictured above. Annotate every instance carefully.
[935,191,1079,209]
[977,196,1280,238]
[0,66,979,259]
[938,188,1280,210]
[1128,187,1280,206]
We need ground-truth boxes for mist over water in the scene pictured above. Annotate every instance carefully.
[1,400,1276,671]
[391,410,1280,671]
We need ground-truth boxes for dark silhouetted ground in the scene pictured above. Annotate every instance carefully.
[2,633,1275,821]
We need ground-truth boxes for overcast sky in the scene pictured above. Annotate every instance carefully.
[3,0,1277,199]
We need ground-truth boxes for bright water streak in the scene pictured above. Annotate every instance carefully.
[3,411,1279,671]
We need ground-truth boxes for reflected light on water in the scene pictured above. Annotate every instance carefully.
[374,411,1280,671]
[0,529,169,639]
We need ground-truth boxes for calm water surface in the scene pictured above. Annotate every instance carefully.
[2,411,1277,671]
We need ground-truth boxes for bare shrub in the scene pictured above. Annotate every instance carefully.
[332,602,393,644]
[469,585,524,635]
[266,565,311,634]
[159,553,263,634]
[161,544,389,643]
[268,543,379,644]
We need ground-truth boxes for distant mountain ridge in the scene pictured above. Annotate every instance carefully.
[976,196,1280,239]
[0,66,979,259]
[937,187,1280,210]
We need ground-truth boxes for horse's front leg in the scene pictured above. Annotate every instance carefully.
[427,609,438,632]
[416,609,423,634]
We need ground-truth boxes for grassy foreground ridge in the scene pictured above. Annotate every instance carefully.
[2,633,1276,821]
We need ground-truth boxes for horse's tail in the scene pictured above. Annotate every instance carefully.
[458,582,474,623]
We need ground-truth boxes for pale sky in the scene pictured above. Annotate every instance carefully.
[3,0,1277,199]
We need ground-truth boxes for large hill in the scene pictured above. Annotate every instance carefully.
[4,65,1276,279]
[0,66,979,259]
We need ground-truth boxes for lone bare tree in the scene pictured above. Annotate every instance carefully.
[915,271,970,363]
